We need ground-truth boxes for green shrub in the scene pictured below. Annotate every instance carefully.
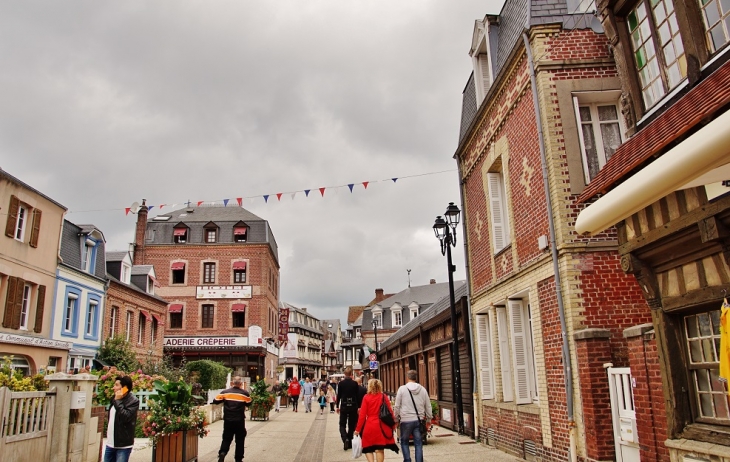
[185,360,230,392]
[98,336,139,372]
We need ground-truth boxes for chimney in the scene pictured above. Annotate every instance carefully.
[430,279,436,284]
[133,199,148,265]
[375,288,384,302]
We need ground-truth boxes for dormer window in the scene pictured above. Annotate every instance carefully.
[234,222,248,243]
[173,226,188,244]
[409,303,419,319]
[204,222,219,243]
[121,263,131,284]
[391,304,403,327]
[81,237,97,273]
[471,19,494,105]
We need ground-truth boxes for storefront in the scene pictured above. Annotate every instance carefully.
[0,332,72,375]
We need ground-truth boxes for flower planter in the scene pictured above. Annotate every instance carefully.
[249,403,271,421]
[152,429,198,462]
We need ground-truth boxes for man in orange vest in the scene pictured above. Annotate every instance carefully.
[212,376,252,462]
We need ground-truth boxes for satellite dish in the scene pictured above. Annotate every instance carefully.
[130,202,140,214]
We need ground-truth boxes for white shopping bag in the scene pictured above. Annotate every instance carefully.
[351,435,363,459]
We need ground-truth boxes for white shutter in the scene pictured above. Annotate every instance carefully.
[487,172,508,252]
[496,307,513,402]
[573,96,591,185]
[479,54,491,97]
[509,299,531,404]
[477,314,494,399]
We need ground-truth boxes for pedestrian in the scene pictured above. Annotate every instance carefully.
[353,378,399,462]
[303,376,315,412]
[336,366,360,450]
[212,376,252,462]
[326,384,337,413]
[271,380,283,412]
[356,376,367,407]
[104,375,139,462]
[394,370,432,462]
[318,390,327,415]
[288,376,301,412]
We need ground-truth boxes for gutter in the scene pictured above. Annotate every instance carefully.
[522,32,577,462]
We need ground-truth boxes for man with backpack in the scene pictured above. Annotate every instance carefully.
[394,370,432,462]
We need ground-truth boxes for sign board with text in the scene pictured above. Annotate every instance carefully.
[196,285,252,299]
[163,336,248,348]
[369,361,379,370]
[0,333,72,350]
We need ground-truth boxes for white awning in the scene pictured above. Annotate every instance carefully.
[575,110,730,236]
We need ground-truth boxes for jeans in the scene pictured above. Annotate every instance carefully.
[399,420,423,462]
[103,446,133,462]
[304,394,312,412]
[339,408,358,443]
[219,420,247,462]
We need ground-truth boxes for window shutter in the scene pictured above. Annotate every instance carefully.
[496,307,514,402]
[9,278,25,330]
[3,276,19,327]
[34,285,46,333]
[5,195,19,238]
[477,314,494,399]
[29,209,42,248]
[573,96,592,185]
[479,54,491,96]
[509,299,531,404]
[487,173,507,252]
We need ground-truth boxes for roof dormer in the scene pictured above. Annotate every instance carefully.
[470,16,497,106]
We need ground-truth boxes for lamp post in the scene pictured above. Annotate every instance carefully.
[433,202,465,435]
[372,319,378,378]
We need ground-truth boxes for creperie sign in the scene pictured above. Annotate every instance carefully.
[163,336,248,348]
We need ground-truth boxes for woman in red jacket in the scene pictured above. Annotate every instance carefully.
[288,377,302,412]
[353,378,399,462]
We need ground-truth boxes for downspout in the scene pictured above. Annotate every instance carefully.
[522,32,577,462]
[456,160,479,439]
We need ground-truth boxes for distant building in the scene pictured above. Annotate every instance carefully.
[0,168,69,375]
[105,250,168,363]
[53,220,107,372]
[321,318,343,375]
[132,202,280,382]
[279,302,323,380]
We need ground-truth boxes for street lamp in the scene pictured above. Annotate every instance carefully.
[372,319,378,378]
[433,202,465,435]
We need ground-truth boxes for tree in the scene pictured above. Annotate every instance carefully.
[98,335,139,372]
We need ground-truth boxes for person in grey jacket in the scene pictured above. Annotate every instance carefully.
[393,370,433,462]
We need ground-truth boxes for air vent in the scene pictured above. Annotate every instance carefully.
[524,439,538,461]
[487,428,495,446]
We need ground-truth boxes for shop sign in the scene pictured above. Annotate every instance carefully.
[282,333,297,358]
[248,325,262,345]
[0,333,72,350]
[163,336,248,348]
[196,285,252,299]
[278,307,289,344]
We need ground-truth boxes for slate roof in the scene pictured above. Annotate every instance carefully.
[107,273,169,304]
[368,281,464,311]
[59,220,107,280]
[131,265,154,276]
[152,205,264,223]
[106,251,129,262]
[323,319,340,334]
[380,283,469,349]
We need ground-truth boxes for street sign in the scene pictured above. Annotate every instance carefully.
[369,361,379,370]
[369,353,377,362]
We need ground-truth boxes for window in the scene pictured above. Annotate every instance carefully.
[125,311,132,341]
[700,0,730,52]
[233,311,246,328]
[234,269,246,283]
[392,310,402,327]
[203,262,216,284]
[477,314,495,400]
[151,318,158,344]
[147,276,155,295]
[64,294,78,333]
[496,307,514,402]
[109,306,118,337]
[507,299,538,404]
[121,264,130,284]
[171,262,186,284]
[487,172,510,253]
[202,304,214,328]
[205,228,217,243]
[627,0,686,109]
[169,309,183,329]
[86,300,97,337]
[138,313,146,344]
[574,96,624,182]
[173,228,188,244]
[14,204,27,241]
[684,310,729,423]
[19,284,31,330]
[234,226,247,242]
[5,196,40,246]
[81,239,96,273]
[145,229,155,242]
[372,312,382,328]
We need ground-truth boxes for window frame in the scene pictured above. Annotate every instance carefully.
[62,290,80,336]
[203,262,216,284]
[699,0,730,53]
[19,284,31,330]
[233,311,246,328]
[486,171,511,254]
[205,228,217,243]
[109,306,118,337]
[138,313,146,344]
[84,299,99,340]
[573,92,626,183]
[125,311,132,342]
[233,269,246,284]
[173,228,188,244]
[14,204,27,242]
[171,263,186,285]
[201,304,215,329]
[169,310,183,329]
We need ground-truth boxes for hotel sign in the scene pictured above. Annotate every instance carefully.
[196,285,252,299]
[164,336,248,348]
[0,333,72,350]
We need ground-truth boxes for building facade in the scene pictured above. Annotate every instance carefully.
[573,1,730,460]
[0,168,71,375]
[322,319,343,375]
[279,302,323,380]
[132,202,280,382]
[53,220,107,372]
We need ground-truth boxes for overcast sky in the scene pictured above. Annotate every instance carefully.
[0,1,505,326]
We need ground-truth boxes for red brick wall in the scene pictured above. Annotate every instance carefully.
[480,405,548,459]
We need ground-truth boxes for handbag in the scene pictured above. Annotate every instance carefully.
[379,393,396,427]
[407,389,427,436]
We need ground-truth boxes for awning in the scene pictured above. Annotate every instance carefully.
[169,304,183,313]
[234,227,247,235]
[151,313,165,326]
[575,109,730,236]
[171,262,185,270]
[231,303,247,312]
[173,228,187,236]
[141,311,151,321]
[232,261,247,270]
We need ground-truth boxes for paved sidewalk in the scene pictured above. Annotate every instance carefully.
[127,406,521,462]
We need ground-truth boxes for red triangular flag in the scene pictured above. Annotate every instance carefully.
[236,198,242,206]
[197,201,204,206]
[125,207,131,216]
[362,182,369,189]
[276,193,283,201]
[319,187,326,197]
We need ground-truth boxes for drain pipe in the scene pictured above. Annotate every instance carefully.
[522,32,577,462]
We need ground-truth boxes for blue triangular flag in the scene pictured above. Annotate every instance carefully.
[148,205,155,211]
[304,189,311,197]
[392,178,398,183]
[348,184,354,192]
[223,199,229,207]
[263,195,269,203]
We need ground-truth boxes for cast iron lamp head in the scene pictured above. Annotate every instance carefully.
[433,202,460,255]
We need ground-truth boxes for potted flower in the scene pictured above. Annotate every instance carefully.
[249,379,275,420]
[143,380,208,462]
[430,400,439,425]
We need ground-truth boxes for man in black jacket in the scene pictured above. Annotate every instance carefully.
[336,366,360,450]
[212,376,252,462]
[104,375,139,462]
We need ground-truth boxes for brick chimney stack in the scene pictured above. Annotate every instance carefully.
[133,199,148,265]
[430,279,436,284]
[375,288,385,302]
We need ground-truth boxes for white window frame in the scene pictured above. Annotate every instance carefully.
[138,314,145,344]
[487,172,510,253]
[64,294,78,332]
[14,204,27,242]
[477,313,495,400]
[573,92,625,183]
[109,306,117,337]
[125,311,132,342]
[391,305,403,327]
[19,284,31,330]
[81,239,95,273]
[86,301,97,336]
[507,298,538,404]
[496,307,514,402]
[121,264,131,284]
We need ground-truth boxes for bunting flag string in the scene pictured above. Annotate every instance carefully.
[64,169,457,215]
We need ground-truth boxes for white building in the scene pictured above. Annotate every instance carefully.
[278,302,323,380]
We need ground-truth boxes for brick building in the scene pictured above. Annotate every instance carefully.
[454,1,659,461]
[573,1,730,460]
[132,201,280,382]
[104,250,168,363]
